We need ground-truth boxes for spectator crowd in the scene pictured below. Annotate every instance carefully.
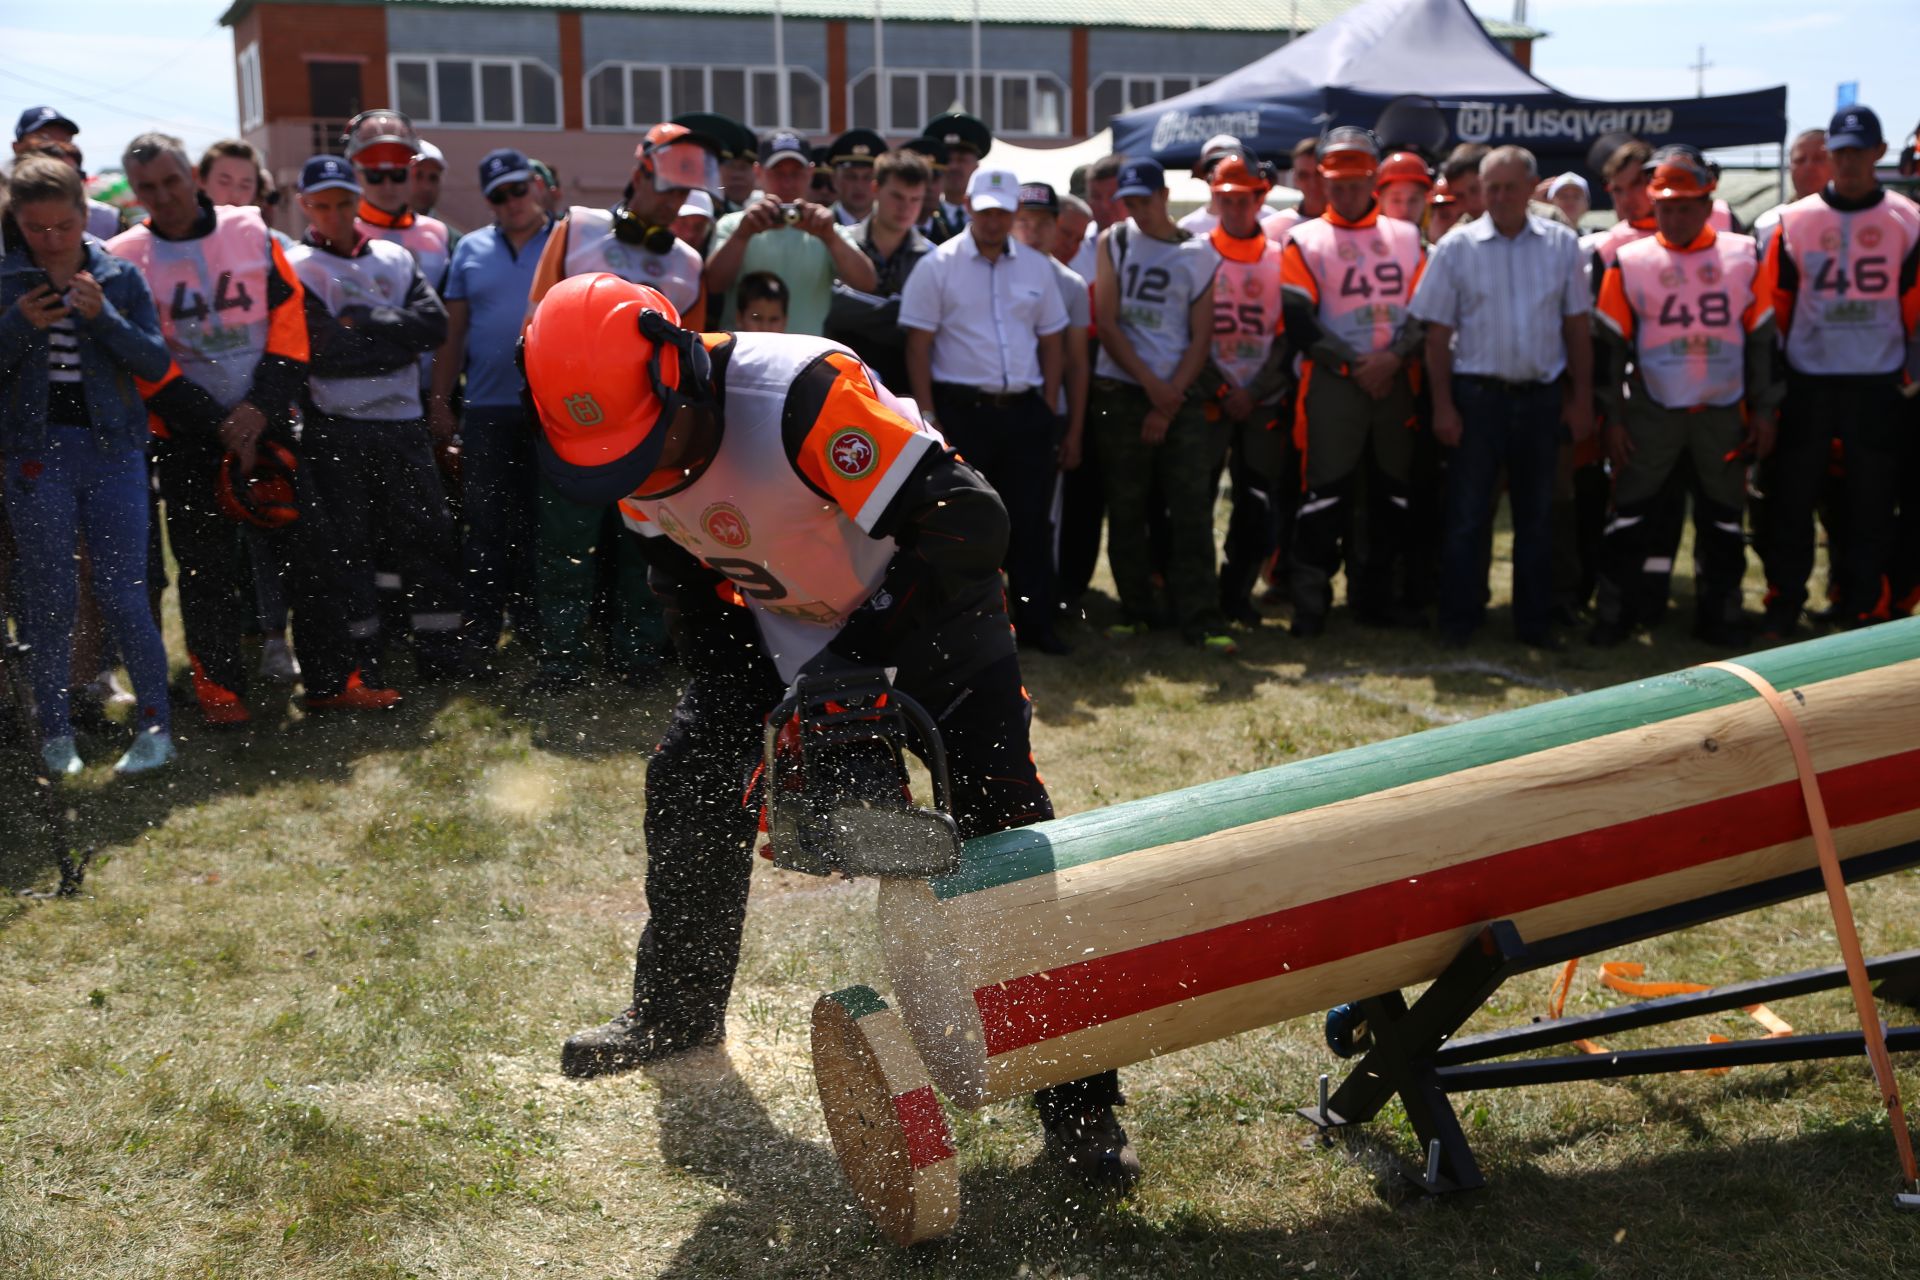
[4,95,1920,781]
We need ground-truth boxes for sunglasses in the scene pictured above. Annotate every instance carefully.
[359,168,409,185]
[487,181,532,205]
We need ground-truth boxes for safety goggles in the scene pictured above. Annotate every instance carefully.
[358,167,409,186]
[647,142,721,194]
[487,181,532,206]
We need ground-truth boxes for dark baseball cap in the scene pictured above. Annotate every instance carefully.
[478,147,534,195]
[759,131,811,168]
[298,154,361,195]
[1115,159,1166,200]
[15,106,79,140]
[1017,182,1059,213]
[1828,105,1884,150]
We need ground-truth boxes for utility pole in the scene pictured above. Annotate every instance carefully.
[1689,45,1713,98]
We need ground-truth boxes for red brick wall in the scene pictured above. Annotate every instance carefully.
[253,2,390,121]
[558,11,584,131]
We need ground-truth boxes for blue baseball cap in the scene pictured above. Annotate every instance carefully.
[298,154,360,195]
[15,106,79,141]
[478,147,534,195]
[1827,105,1884,151]
[1115,160,1165,200]
[758,131,811,168]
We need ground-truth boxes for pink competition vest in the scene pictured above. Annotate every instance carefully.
[559,207,704,316]
[357,212,449,288]
[1261,207,1304,247]
[1209,235,1285,389]
[108,206,274,410]
[1777,192,1920,375]
[1288,214,1424,356]
[1616,232,1761,409]
[617,334,938,681]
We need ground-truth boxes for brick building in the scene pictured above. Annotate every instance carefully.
[221,0,1538,229]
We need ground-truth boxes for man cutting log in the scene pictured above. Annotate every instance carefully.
[522,272,1140,1190]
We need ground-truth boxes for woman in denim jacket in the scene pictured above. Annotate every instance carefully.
[1,157,175,775]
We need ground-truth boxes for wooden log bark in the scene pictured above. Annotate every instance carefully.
[877,622,1920,1107]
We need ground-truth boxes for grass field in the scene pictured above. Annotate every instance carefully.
[2,530,1918,1280]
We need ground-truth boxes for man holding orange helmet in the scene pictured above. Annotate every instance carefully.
[528,274,1138,1189]
[1589,148,1778,647]
[1278,128,1427,635]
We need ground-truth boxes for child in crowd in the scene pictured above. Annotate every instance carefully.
[734,271,789,333]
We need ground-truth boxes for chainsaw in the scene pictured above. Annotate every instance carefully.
[760,669,962,879]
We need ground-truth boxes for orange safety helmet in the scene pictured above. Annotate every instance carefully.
[1645,149,1716,202]
[217,441,300,529]
[1428,175,1460,206]
[341,109,419,171]
[522,273,704,505]
[1375,150,1434,190]
[1209,154,1270,195]
[1317,126,1381,180]
[636,121,722,194]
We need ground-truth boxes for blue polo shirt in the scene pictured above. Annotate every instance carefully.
[443,216,554,407]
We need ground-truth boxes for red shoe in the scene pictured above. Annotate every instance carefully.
[304,670,401,713]
[190,655,252,727]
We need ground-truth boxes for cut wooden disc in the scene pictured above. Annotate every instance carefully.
[812,985,960,1245]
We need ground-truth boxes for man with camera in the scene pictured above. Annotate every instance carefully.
[703,132,877,336]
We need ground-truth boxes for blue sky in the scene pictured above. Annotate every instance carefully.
[1,1,1913,169]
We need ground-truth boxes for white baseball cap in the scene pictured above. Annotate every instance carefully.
[966,168,1020,213]
[1547,172,1589,199]
[677,189,715,219]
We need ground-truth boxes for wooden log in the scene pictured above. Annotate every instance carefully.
[810,986,960,1245]
[877,622,1920,1107]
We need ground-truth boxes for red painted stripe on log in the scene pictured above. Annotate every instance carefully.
[894,1086,956,1169]
[972,745,1920,1058]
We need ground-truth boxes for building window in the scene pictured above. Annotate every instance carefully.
[389,55,561,128]
[237,42,264,131]
[585,63,826,133]
[848,69,1065,138]
[1089,74,1212,134]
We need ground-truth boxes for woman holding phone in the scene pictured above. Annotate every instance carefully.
[0,157,175,775]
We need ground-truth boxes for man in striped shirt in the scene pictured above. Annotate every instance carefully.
[1410,145,1594,650]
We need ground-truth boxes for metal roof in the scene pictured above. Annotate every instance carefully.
[221,0,1544,40]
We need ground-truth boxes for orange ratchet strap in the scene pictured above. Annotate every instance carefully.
[1705,659,1920,1190]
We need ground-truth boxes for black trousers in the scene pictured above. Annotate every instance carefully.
[1218,414,1286,615]
[632,607,1118,1120]
[156,439,253,698]
[934,386,1059,633]
[1761,371,1906,623]
[299,413,466,689]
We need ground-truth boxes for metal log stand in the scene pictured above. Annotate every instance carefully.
[1300,840,1920,1197]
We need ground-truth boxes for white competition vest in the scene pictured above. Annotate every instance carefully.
[356,210,450,289]
[286,238,424,421]
[108,205,275,411]
[618,334,938,681]
[1095,222,1218,384]
[561,207,705,316]
[1615,232,1761,410]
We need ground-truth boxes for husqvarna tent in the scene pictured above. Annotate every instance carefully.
[1111,0,1785,179]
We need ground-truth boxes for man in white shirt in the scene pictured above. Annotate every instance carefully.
[901,168,1070,653]
[1411,145,1594,649]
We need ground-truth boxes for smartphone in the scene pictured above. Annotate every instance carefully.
[20,268,53,294]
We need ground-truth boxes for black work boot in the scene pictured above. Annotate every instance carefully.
[1040,1103,1142,1193]
[560,1007,722,1078]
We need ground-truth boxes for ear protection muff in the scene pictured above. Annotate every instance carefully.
[611,201,677,255]
[638,308,714,409]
